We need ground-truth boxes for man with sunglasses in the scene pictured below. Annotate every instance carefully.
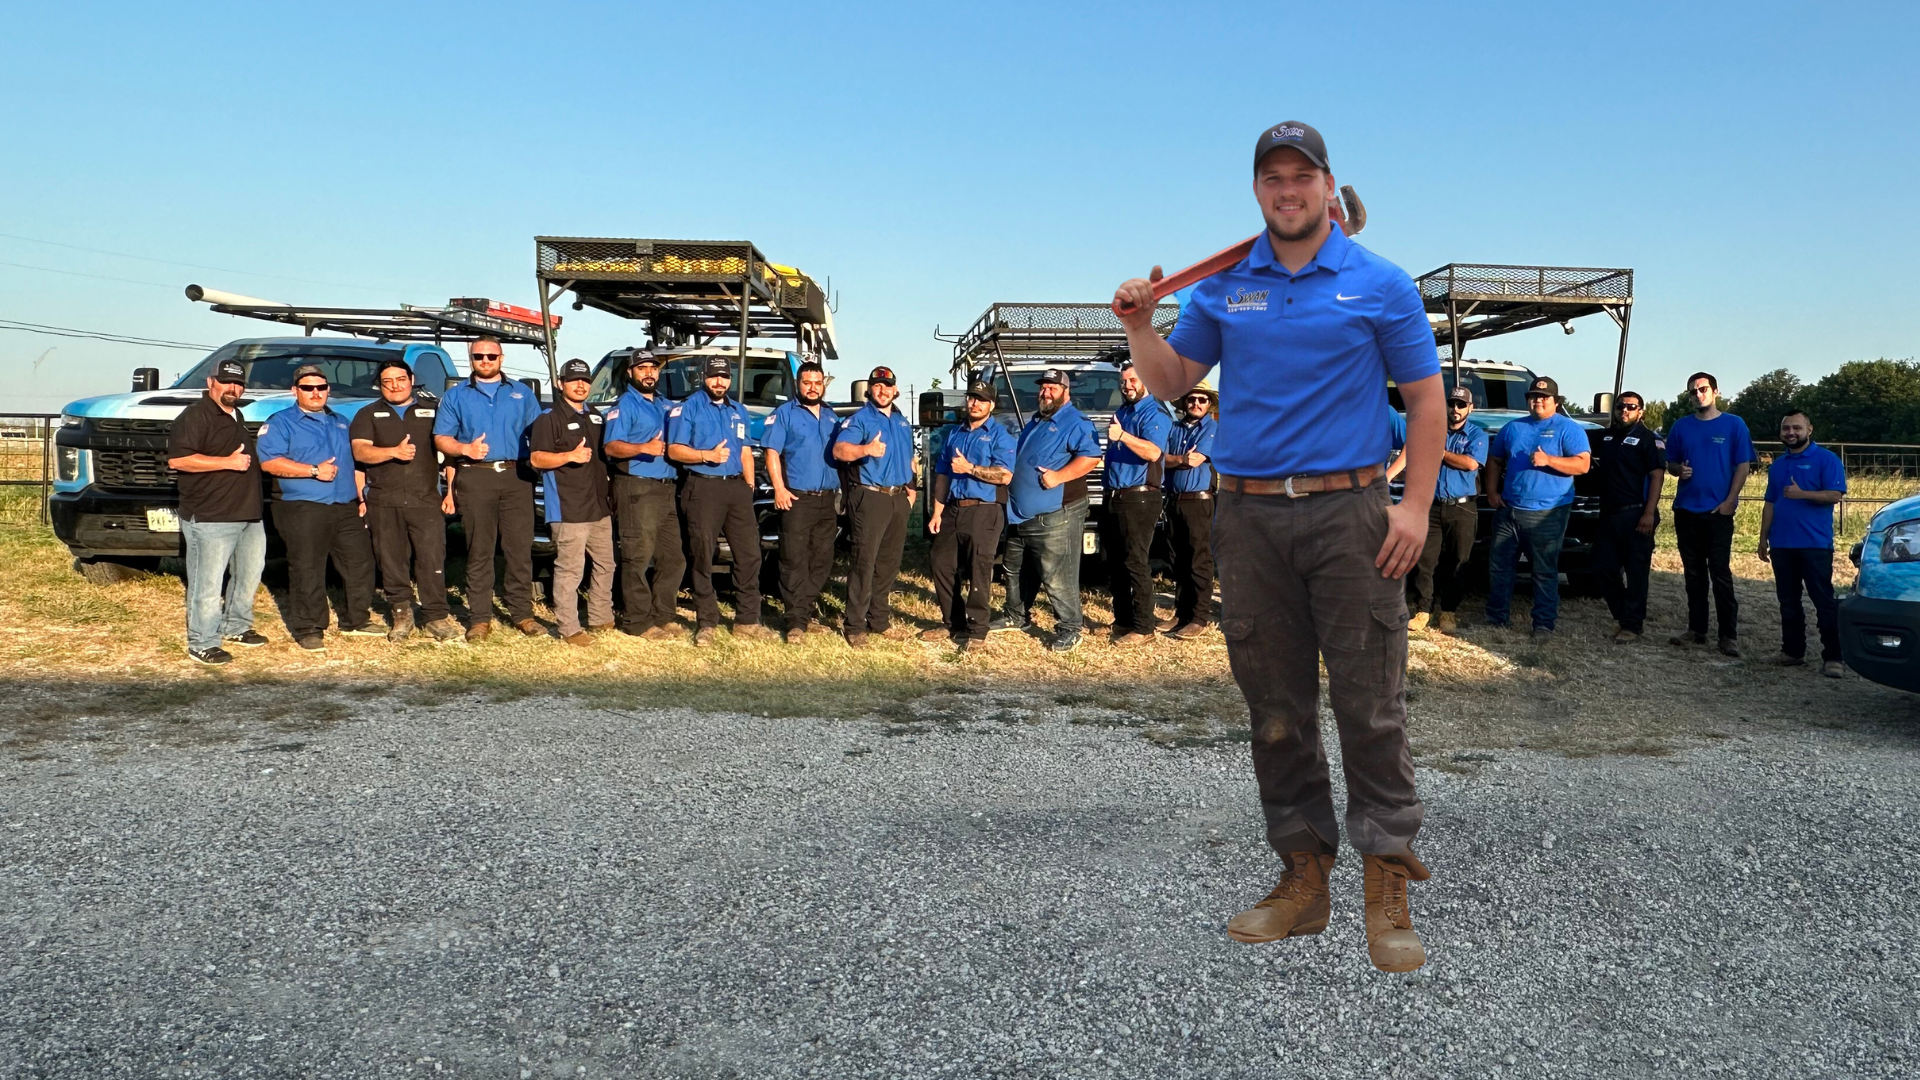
[1408,385,1488,633]
[1665,372,1755,656]
[434,338,542,641]
[669,355,774,646]
[529,359,616,646]
[1159,381,1217,639]
[1590,391,1665,643]
[1102,359,1172,646]
[257,364,378,650]
[166,356,268,664]
[604,350,688,640]
[833,366,919,647]
[351,358,460,643]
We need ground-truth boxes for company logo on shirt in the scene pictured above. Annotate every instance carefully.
[1225,288,1270,313]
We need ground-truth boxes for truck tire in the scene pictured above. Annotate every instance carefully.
[74,556,157,586]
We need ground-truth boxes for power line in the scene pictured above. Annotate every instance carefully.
[0,259,181,290]
[0,230,409,295]
[0,319,215,351]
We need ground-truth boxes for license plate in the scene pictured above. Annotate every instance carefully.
[1082,531,1099,555]
[146,508,181,533]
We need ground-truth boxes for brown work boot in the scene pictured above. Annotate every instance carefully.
[641,624,679,642]
[784,622,811,644]
[1362,852,1431,973]
[1225,852,1335,944]
[879,624,913,641]
[692,627,717,648]
[844,630,870,649]
[1407,611,1431,633]
[562,631,594,647]
[1434,611,1458,632]
[1171,620,1209,640]
[919,626,952,643]
[734,622,775,641]
[465,620,492,643]
[516,618,543,637]
[1112,631,1152,648]
[1156,615,1179,632]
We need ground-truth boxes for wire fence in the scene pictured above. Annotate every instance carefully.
[0,414,57,527]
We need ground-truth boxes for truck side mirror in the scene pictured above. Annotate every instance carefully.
[850,379,869,404]
[1593,392,1614,415]
[519,378,542,401]
[132,368,160,392]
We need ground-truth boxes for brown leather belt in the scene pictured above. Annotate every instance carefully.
[1218,464,1383,497]
[860,484,908,495]
[949,498,989,507]
[1110,485,1158,493]
[1176,491,1214,502]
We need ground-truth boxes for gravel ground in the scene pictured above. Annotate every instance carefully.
[4,696,1918,1079]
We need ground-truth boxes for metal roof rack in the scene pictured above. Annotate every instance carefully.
[1417,264,1634,397]
[184,286,554,349]
[945,302,1181,375]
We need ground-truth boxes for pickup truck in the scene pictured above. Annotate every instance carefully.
[1840,496,1920,692]
[52,338,458,583]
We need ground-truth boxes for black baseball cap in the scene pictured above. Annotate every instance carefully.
[213,359,247,384]
[559,358,592,382]
[1038,368,1071,388]
[1255,121,1329,172]
[702,355,732,378]
[626,349,658,368]
[868,366,897,387]
[1446,385,1474,405]
[966,380,996,403]
[1526,376,1559,399]
[291,364,327,384]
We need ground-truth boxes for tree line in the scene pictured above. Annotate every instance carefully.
[1639,358,1920,445]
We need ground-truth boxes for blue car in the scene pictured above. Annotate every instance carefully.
[1840,494,1920,692]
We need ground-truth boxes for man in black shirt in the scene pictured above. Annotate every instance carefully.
[528,359,615,645]
[1590,391,1666,642]
[165,357,268,664]
[351,359,460,642]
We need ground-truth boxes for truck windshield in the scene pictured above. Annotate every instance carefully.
[657,354,792,407]
[177,343,396,397]
[1005,369,1125,415]
[1388,367,1540,411]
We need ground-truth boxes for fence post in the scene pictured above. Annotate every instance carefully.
[40,419,51,525]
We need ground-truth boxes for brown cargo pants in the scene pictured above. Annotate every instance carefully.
[1214,478,1424,859]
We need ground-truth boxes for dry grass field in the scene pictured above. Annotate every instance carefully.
[4,471,1916,768]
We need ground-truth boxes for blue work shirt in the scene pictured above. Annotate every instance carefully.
[1765,442,1847,549]
[603,387,677,480]
[1009,404,1100,524]
[1164,228,1439,479]
[1165,415,1218,494]
[256,405,358,504]
[936,417,1017,503]
[1437,420,1490,500]
[433,376,538,463]
[835,400,916,488]
[762,399,843,493]
[1491,412,1591,510]
[1388,409,1407,460]
[667,391,752,477]
[1105,396,1172,489]
[1666,412,1757,513]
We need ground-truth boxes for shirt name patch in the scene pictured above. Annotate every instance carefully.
[1225,288,1270,313]
[567,422,580,430]
[1623,436,1640,445]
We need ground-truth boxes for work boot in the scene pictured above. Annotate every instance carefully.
[1612,629,1640,644]
[516,618,544,637]
[734,623,775,641]
[466,620,492,643]
[1156,615,1179,632]
[1226,852,1335,943]
[844,630,870,649]
[785,622,811,644]
[880,624,914,641]
[1407,611,1430,633]
[424,617,461,642]
[387,610,415,643]
[692,627,717,648]
[919,627,952,643]
[1669,630,1706,647]
[1717,636,1741,658]
[1171,620,1209,640]
[1112,631,1152,648]
[987,614,1032,634]
[562,631,594,647]
[641,624,678,642]
[1823,661,1845,679]
[1362,852,1431,973]
[1434,611,1457,632]
[1769,652,1806,666]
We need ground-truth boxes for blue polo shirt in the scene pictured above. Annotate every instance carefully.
[1666,412,1757,512]
[1491,413,1590,510]
[1388,409,1407,460]
[1009,404,1100,524]
[666,391,752,477]
[762,399,843,493]
[1765,442,1847,549]
[603,387,676,480]
[1165,415,1217,494]
[1437,420,1490,500]
[1164,228,1439,479]
[835,400,916,488]
[937,418,1017,503]
[1105,396,1172,489]
[433,376,538,463]
[256,405,358,504]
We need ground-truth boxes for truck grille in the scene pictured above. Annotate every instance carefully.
[93,448,177,491]
[92,418,174,436]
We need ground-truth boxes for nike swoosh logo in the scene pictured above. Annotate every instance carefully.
[1336,294,1363,301]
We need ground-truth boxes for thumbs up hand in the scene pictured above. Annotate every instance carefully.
[468,432,490,460]
[951,449,973,475]
[394,433,416,461]
[316,457,339,482]
[1107,421,1124,442]
[869,435,887,459]
[224,448,251,472]
[568,438,593,464]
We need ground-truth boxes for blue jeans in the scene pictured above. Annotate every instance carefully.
[181,519,266,652]
[1485,504,1571,630]
[1001,498,1088,635]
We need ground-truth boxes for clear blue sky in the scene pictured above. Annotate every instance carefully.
[4,1,1916,415]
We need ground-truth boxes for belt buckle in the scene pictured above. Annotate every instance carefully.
[1283,475,1307,498]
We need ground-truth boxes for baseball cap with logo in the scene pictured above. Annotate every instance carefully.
[868,366,897,387]
[1038,368,1071,388]
[291,364,326,383]
[1255,121,1329,172]
[626,349,658,368]
[559,358,593,382]
[1446,385,1474,405]
[966,380,996,403]
[702,355,732,378]
[213,358,247,384]
[1526,376,1560,399]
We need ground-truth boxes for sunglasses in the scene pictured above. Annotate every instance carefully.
[295,382,329,392]
[1448,401,1471,409]
[1617,402,1644,411]
[471,352,503,361]
[1691,386,1715,395]
[1182,396,1210,404]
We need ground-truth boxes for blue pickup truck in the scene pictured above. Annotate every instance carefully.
[52,337,458,583]
[1840,495,1920,692]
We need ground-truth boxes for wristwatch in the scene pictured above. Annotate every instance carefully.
[310,465,320,478]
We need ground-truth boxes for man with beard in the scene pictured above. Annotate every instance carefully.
[1485,376,1591,636]
[1665,372,1756,656]
[1114,121,1444,972]
[1407,385,1488,633]
[1588,391,1664,643]
[1102,359,1172,647]
[668,355,774,646]
[925,377,1016,650]
[832,366,918,647]
[762,361,843,642]
[604,350,688,640]
[434,338,541,641]
[529,359,615,646]
[1159,381,1217,639]
[350,358,461,642]
[989,368,1101,653]
[166,356,268,664]
[1758,410,1847,677]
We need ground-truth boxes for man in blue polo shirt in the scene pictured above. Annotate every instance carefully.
[1758,410,1847,676]
[925,378,1017,649]
[1485,376,1591,634]
[990,368,1102,653]
[668,354,771,646]
[433,337,542,641]
[1665,371,1756,656]
[1102,359,1172,646]
[833,366,918,647]
[763,361,844,642]
[604,350,687,640]
[1410,385,1489,633]
[256,363,378,650]
[1160,381,1217,639]
[1115,121,1445,972]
